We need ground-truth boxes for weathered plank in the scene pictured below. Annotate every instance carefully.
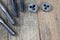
[0,0,60,40]
[37,0,60,40]
[7,0,40,40]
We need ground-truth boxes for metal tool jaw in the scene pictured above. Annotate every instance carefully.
[0,3,15,25]
[0,18,16,36]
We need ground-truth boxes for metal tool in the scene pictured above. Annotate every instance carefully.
[10,0,18,17]
[28,3,38,13]
[19,0,24,12]
[41,2,52,12]
[0,3,14,25]
[0,18,16,36]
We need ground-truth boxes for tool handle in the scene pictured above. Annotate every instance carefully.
[10,0,18,17]
[20,0,24,12]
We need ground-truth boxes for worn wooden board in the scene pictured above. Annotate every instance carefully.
[37,0,60,40]
[0,0,60,40]
[7,0,40,40]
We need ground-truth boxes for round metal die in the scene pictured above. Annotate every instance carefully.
[41,2,52,12]
[28,3,38,13]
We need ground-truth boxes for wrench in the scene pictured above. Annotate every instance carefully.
[0,3,14,25]
[0,18,16,36]
[10,0,18,17]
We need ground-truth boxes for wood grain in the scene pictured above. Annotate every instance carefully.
[0,0,60,40]
[37,0,60,40]
[8,0,40,40]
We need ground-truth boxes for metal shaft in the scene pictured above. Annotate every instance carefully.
[0,3,14,25]
[0,18,16,36]
[20,0,24,12]
[10,0,18,17]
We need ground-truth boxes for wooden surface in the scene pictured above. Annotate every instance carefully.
[0,0,60,40]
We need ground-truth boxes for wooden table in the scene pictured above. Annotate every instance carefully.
[0,0,60,40]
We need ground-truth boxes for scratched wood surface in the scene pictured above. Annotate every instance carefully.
[0,0,60,40]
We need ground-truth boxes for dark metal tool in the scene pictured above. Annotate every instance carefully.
[19,0,24,12]
[10,0,18,17]
[0,18,16,36]
[0,3,15,25]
